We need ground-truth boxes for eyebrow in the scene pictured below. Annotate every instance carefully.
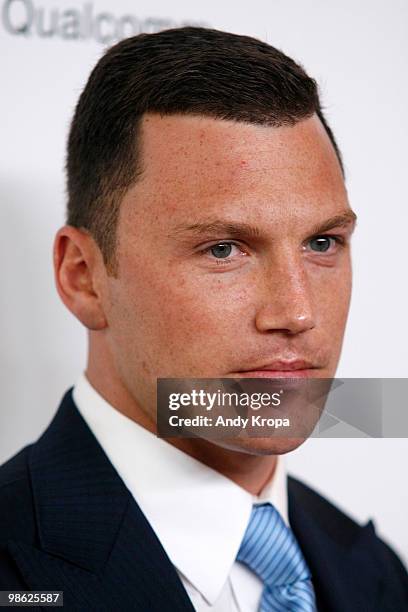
[170,210,357,240]
[171,220,262,239]
[308,210,357,235]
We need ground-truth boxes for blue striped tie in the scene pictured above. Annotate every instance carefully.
[237,503,317,611]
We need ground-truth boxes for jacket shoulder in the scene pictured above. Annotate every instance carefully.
[0,446,37,588]
[0,445,31,487]
[288,475,408,599]
[0,445,37,542]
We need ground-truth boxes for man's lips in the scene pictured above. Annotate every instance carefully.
[236,370,315,378]
[234,360,319,378]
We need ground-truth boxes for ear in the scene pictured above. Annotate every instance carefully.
[53,226,108,330]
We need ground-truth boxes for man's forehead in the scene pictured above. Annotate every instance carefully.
[140,112,335,168]
[137,112,345,198]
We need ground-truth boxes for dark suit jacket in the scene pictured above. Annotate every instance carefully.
[0,389,407,611]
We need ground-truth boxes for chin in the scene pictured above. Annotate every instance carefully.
[213,436,308,456]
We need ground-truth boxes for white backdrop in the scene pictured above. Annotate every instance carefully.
[1,0,407,564]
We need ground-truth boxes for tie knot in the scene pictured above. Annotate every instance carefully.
[237,503,311,588]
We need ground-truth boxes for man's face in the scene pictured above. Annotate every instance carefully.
[100,113,355,452]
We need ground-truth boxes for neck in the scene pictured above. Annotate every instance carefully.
[168,437,278,495]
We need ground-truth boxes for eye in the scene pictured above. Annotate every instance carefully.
[206,242,241,259]
[307,236,341,253]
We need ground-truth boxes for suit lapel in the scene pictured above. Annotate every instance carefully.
[8,390,194,611]
[288,476,385,612]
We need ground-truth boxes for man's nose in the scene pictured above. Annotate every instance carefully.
[254,252,316,335]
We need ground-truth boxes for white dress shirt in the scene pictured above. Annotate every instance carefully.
[73,374,289,612]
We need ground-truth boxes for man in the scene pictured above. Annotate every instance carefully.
[0,26,406,611]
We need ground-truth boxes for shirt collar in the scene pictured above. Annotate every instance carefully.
[73,373,288,605]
